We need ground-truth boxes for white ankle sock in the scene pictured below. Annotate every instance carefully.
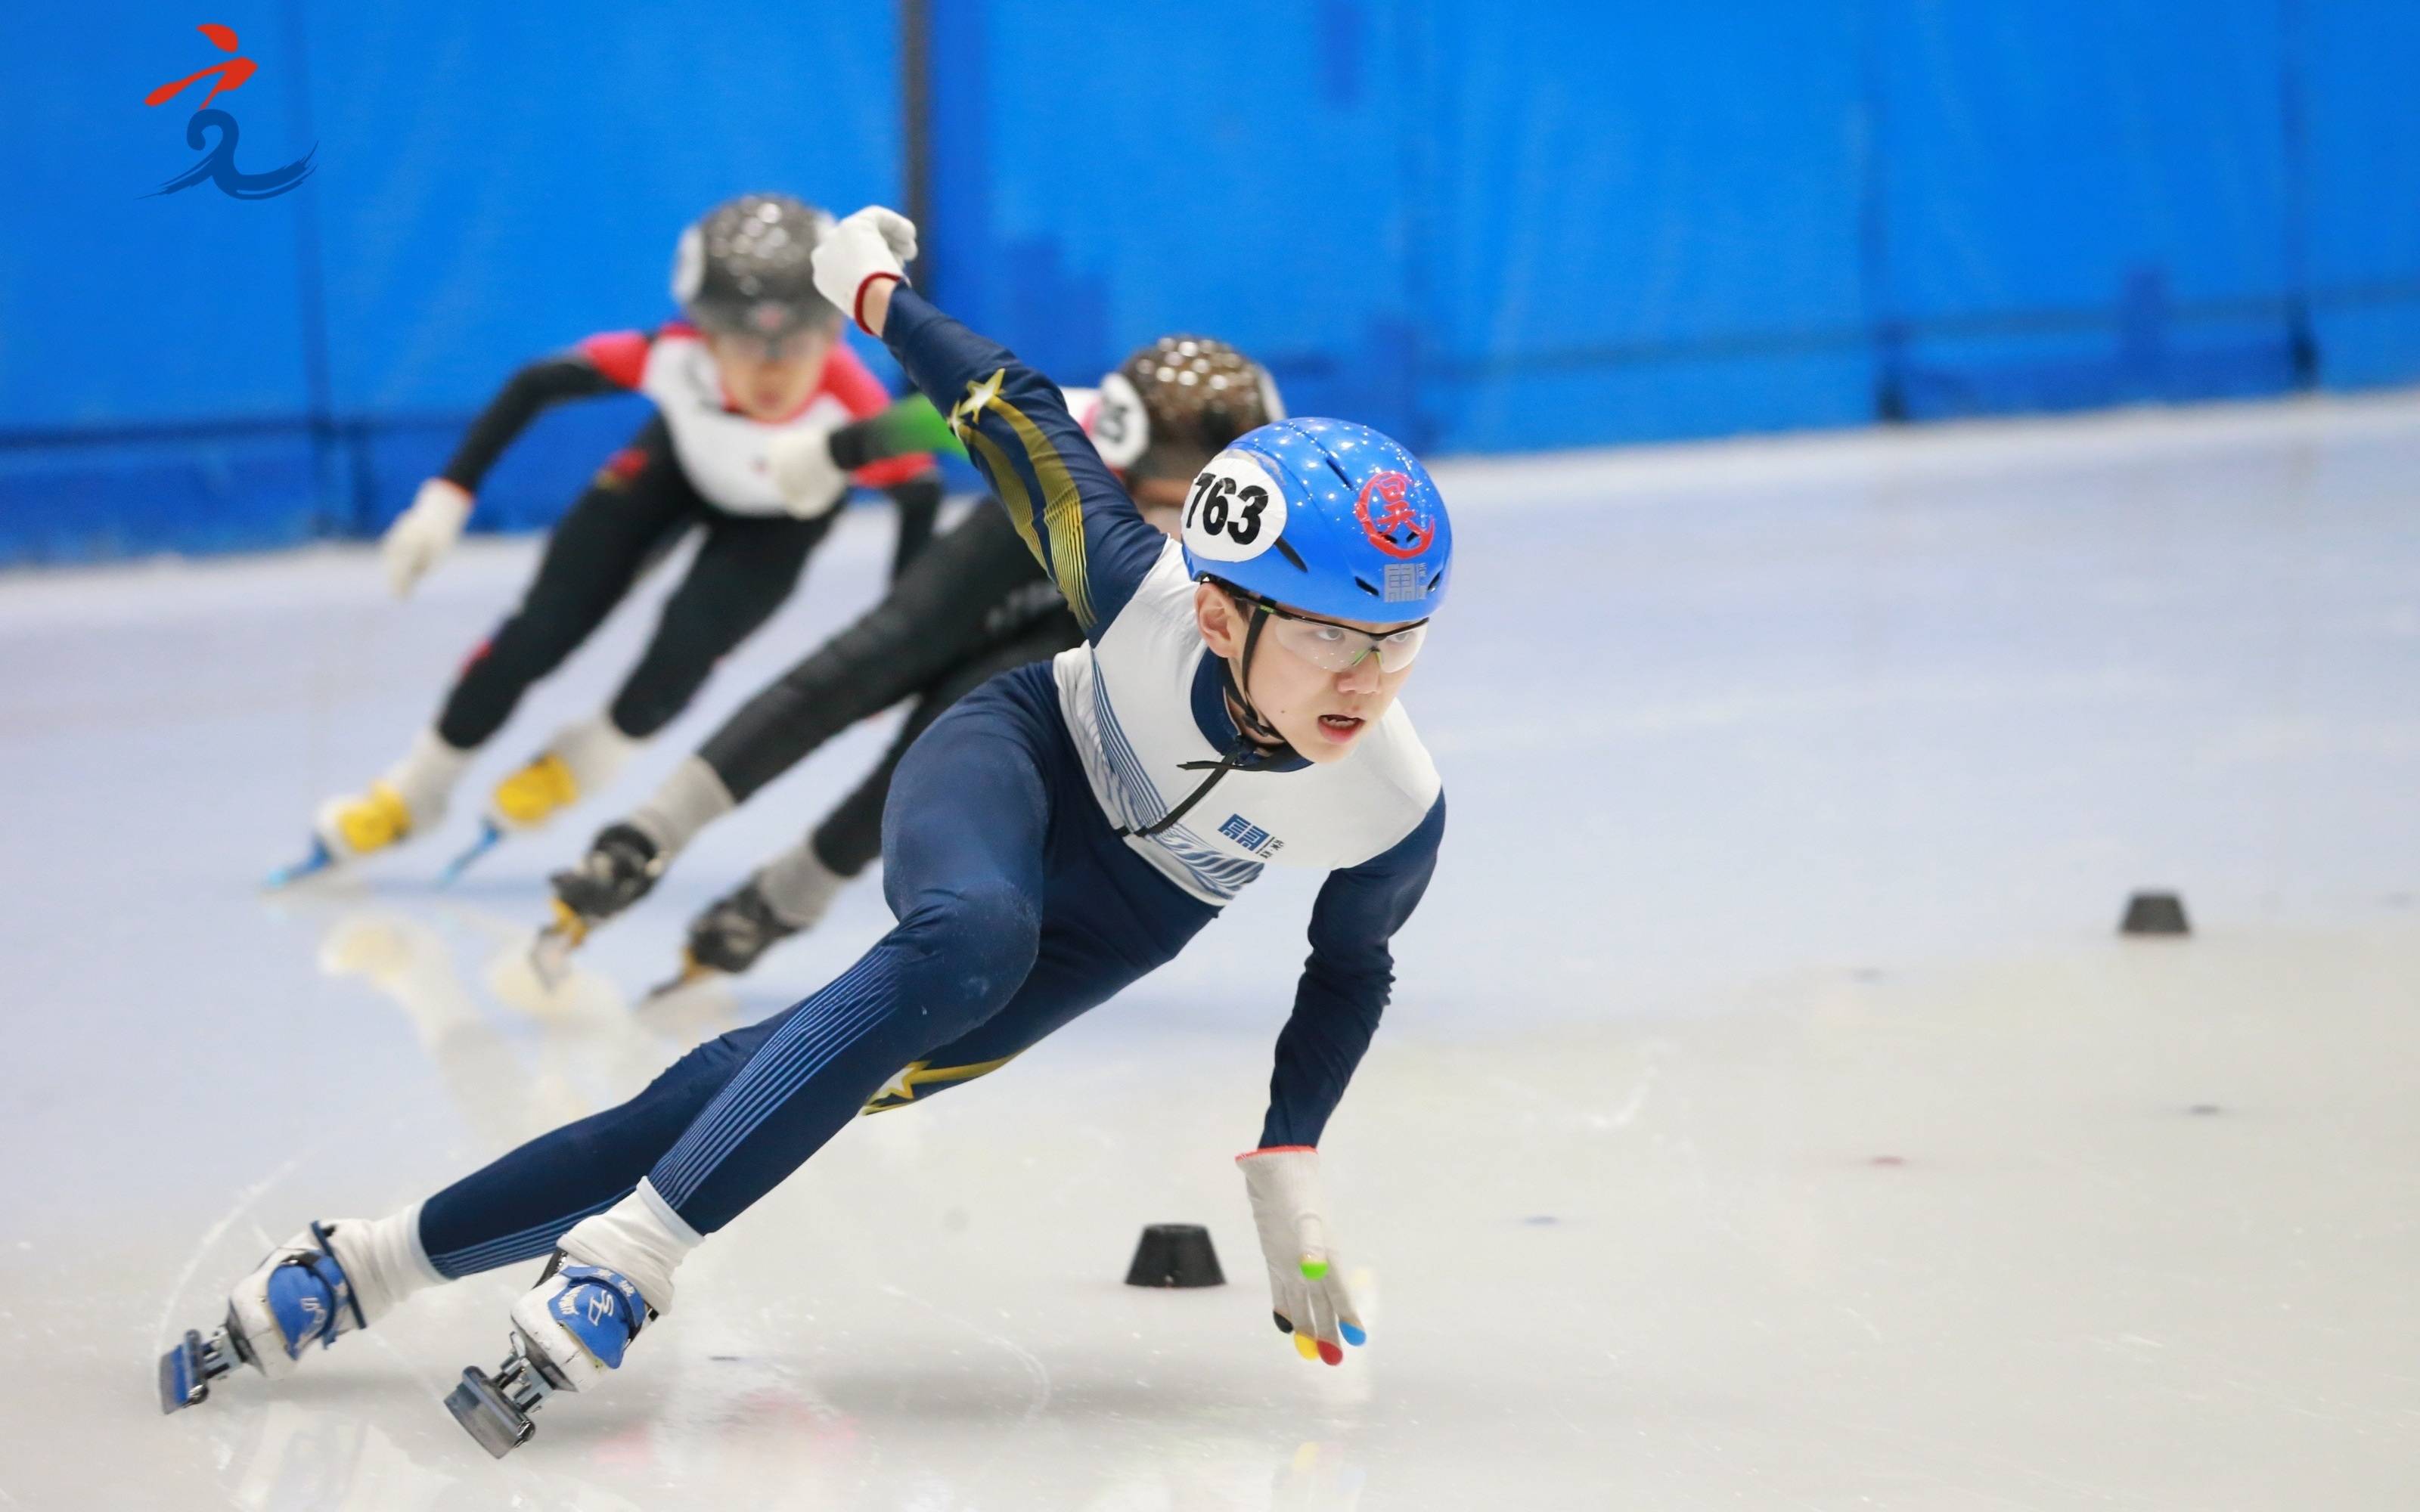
[629,756,737,857]
[557,1180,700,1313]
[548,713,644,798]
[329,1204,444,1325]
[755,840,849,929]
[380,729,473,825]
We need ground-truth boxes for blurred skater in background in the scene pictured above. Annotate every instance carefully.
[275,193,940,885]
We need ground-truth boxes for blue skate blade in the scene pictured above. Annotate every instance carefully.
[438,823,503,887]
[262,837,334,891]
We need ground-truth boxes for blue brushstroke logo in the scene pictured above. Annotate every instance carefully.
[143,24,316,200]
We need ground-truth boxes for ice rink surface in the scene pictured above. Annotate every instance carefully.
[2,393,2416,1508]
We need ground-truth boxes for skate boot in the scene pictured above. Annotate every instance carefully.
[526,823,665,984]
[490,753,579,830]
[273,730,470,886]
[551,824,667,934]
[271,784,415,888]
[445,1256,653,1458]
[646,844,846,999]
[638,878,796,1001]
[161,1215,430,1413]
[687,879,799,975]
[448,715,642,883]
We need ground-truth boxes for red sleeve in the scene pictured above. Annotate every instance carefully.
[574,330,651,389]
[852,453,936,488]
[822,341,935,487]
[818,341,892,420]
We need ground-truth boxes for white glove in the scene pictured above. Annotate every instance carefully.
[810,206,918,333]
[765,420,847,518]
[380,478,472,598]
[1237,1146,1367,1365]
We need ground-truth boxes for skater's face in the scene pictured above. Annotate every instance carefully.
[1193,584,1415,762]
[709,325,837,421]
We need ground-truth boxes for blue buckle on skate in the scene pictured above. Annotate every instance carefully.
[263,1222,365,1359]
[551,1265,650,1370]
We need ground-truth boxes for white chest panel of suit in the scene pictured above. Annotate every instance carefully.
[637,335,858,516]
[1053,541,1441,905]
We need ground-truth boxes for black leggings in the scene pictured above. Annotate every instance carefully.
[436,419,833,748]
[695,502,1081,873]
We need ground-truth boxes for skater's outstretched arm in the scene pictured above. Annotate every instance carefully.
[810,209,1165,638]
[1258,792,1447,1148]
[881,289,1165,637]
[382,336,644,598]
[438,334,644,492]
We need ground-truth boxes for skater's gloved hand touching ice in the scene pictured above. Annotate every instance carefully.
[810,206,917,336]
[766,418,848,519]
[381,478,473,598]
[1238,1146,1367,1365]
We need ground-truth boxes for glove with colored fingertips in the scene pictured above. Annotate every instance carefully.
[1236,1145,1368,1365]
[809,206,918,335]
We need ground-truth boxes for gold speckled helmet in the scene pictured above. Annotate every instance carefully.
[670,194,839,349]
[1093,336,1285,482]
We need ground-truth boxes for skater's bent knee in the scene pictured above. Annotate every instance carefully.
[901,879,1041,997]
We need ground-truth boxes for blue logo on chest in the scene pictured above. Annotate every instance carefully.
[1218,813,1283,859]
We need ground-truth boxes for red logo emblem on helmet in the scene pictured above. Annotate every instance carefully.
[1354,471,1435,559]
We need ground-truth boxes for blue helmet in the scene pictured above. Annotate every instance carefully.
[1178,418,1451,625]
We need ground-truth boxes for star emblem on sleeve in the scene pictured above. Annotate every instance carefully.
[948,368,1006,438]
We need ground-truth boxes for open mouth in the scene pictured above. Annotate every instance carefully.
[1315,714,1366,742]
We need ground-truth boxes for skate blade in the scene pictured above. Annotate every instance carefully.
[526,900,588,990]
[527,931,576,991]
[641,953,720,1005]
[444,1366,535,1459]
[438,823,504,887]
[263,838,336,891]
[158,1328,230,1414]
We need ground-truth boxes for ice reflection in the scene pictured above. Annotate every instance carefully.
[300,901,740,1143]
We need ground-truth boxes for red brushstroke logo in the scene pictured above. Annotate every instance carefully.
[1353,471,1435,559]
[142,24,317,200]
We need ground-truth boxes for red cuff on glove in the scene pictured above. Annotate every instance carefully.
[853,272,904,336]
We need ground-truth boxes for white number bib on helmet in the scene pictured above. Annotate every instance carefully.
[669,225,706,306]
[1091,371,1149,470]
[1181,452,1286,562]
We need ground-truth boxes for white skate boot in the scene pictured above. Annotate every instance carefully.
[443,1257,654,1458]
[160,1211,433,1412]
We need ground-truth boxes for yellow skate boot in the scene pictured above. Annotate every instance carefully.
[271,730,472,888]
[277,782,419,887]
[491,753,579,830]
[311,780,416,857]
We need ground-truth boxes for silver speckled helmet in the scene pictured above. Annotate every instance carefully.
[670,194,839,349]
[1093,336,1285,483]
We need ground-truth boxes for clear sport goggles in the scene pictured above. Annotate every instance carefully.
[1239,590,1432,674]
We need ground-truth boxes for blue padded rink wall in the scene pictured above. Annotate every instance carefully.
[5,4,2420,1507]
[6,1,2419,559]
